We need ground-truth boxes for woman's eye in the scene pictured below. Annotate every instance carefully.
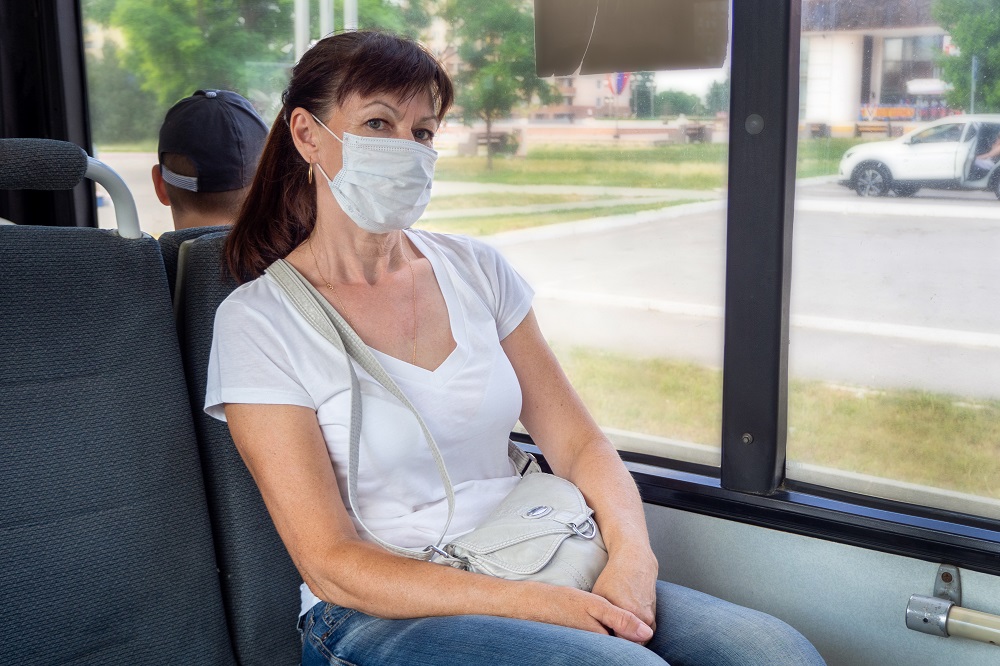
[366,119,385,131]
[414,128,434,142]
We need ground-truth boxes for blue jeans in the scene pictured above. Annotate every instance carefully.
[300,580,825,665]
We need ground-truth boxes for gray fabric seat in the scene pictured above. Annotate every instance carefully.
[0,225,236,665]
[172,230,302,666]
[158,224,228,299]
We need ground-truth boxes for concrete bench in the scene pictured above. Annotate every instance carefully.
[457,130,518,156]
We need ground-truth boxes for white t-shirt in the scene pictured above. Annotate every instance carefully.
[205,229,534,615]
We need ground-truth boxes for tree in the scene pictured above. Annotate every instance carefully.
[94,0,296,109]
[705,78,730,115]
[656,90,704,117]
[86,42,167,146]
[934,0,1000,112]
[630,71,656,119]
[86,1,431,113]
[442,0,558,169]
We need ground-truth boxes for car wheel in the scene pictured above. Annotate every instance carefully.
[892,183,920,197]
[853,163,891,197]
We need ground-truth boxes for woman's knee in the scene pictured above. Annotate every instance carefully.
[651,581,824,666]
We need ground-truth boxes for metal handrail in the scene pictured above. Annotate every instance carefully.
[86,157,141,239]
[906,595,1000,646]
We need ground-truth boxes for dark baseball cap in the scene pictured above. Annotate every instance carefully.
[158,89,269,193]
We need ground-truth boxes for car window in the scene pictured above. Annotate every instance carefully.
[911,123,963,144]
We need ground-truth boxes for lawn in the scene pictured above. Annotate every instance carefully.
[426,192,610,211]
[435,138,871,189]
[555,345,1000,499]
[435,149,725,189]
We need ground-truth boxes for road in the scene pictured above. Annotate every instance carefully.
[96,153,1000,398]
[492,182,1000,399]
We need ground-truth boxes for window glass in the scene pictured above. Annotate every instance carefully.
[794,0,1000,518]
[82,1,731,466]
[911,122,963,143]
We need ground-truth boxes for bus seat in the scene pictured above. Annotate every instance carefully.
[173,230,302,666]
[159,225,228,300]
[0,225,236,665]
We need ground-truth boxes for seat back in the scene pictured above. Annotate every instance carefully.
[159,225,228,300]
[174,231,302,666]
[0,226,236,665]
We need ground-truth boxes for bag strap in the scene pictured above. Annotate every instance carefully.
[266,258,453,561]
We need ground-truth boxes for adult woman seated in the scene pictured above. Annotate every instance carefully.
[206,30,825,666]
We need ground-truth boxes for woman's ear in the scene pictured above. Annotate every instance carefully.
[288,107,321,163]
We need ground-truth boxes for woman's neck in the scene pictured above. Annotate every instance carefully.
[307,214,408,287]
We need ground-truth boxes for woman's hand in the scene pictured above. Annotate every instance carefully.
[529,584,654,643]
[590,550,659,644]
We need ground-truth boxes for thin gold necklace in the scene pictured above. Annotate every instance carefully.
[308,235,417,365]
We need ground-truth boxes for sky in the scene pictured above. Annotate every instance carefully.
[655,68,729,99]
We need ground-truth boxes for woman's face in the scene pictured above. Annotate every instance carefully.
[313,90,439,176]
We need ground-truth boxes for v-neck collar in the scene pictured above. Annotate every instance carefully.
[369,230,468,385]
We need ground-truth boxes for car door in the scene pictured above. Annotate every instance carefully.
[893,121,966,180]
[959,122,984,183]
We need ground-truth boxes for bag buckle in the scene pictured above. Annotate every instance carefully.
[423,545,450,560]
[569,518,598,540]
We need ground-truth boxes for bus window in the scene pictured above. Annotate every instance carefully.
[791,0,1000,518]
[83,0,731,470]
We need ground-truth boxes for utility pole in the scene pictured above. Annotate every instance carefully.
[971,56,979,114]
[344,0,358,31]
[294,0,309,61]
[320,0,334,37]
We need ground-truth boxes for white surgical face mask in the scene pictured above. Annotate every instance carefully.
[312,114,437,233]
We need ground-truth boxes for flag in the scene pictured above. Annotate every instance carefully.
[607,72,630,96]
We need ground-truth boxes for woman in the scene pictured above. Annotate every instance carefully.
[206,31,824,666]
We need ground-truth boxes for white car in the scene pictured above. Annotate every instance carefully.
[838,114,1000,199]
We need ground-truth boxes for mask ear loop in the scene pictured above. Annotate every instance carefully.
[314,161,333,183]
[310,113,341,186]
[311,113,344,144]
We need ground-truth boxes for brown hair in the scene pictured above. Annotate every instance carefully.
[225,31,454,283]
[160,153,247,218]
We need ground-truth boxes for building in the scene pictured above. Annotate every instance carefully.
[531,73,632,121]
[801,0,958,135]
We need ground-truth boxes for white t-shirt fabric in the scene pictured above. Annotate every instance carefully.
[204,229,534,616]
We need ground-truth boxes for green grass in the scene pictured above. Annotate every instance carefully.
[426,192,609,211]
[554,345,1000,499]
[796,137,870,178]
[435,138,875,188]
[555,346,722,446]
[416,201,694,236]
[788,385,1000,498]
[436,145,726,189]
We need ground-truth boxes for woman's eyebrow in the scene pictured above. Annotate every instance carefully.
[360,100,402,117]
[359,100,439,126]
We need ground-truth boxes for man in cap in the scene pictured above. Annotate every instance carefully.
[151,89,269,230]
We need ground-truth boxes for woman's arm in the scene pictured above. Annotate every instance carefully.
[500,309,660,640]
[224,401,654,641]
[978,138,1000,160]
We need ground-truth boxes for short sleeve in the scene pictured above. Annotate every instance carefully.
[470,240,534,340]
[204,295,315,421]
